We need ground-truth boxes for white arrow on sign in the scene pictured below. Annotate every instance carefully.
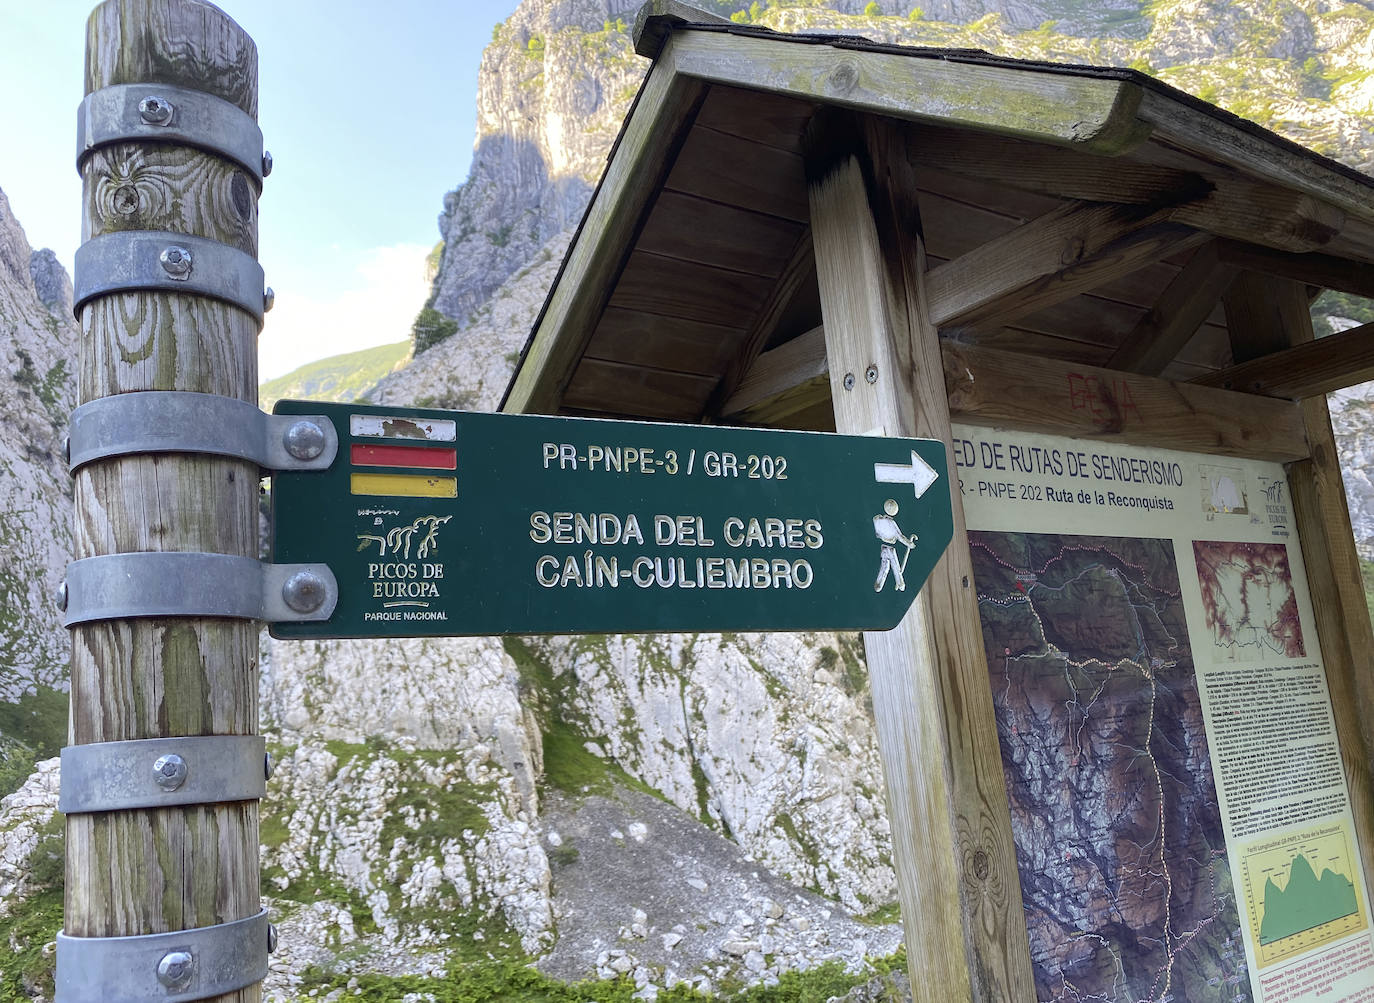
[874,450,940,499]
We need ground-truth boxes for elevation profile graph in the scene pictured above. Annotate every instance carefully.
[1240,824,1366,968]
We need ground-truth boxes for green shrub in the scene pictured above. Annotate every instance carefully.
[412,305,459,354]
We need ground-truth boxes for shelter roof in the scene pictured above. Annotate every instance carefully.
[502,1,1374,428]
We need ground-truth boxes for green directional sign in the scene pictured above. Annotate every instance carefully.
[269,401,953,638]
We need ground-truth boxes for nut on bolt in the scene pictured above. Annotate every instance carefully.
[153,753,189,792]
[159,245,193,279]
[263,286,275,312]
[156,950,194,990]
[262,150,274,178]
[283,420,326,461]
[282,570,328,614]
[138,95,174,126]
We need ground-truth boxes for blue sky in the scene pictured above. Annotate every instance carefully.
[0,0,522,378]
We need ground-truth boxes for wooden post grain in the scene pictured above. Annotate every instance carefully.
[67,3,262,1000]
[805,112,1035,1002]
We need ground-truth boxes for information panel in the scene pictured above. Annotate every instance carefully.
[956,423,1374,1003]
[269,401,953,637]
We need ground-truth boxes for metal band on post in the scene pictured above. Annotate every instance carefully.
[61,553,338,627]
[55,909,271,1003]
[59,735,267,814]
[77,82,269,184]
[68,392,338,473]
[73,230,268,324]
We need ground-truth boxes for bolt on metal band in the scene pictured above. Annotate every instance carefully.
[61,553,338,627]
[67,391,338,473]
[59,735,268,814]
[77,82,267,184]
[55,908,270,1003]
[73,230,268,324]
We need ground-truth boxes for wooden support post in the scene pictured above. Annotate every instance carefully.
[1224,273,1374,907]
[67,3,263,1000]
[805,112,1035,1002]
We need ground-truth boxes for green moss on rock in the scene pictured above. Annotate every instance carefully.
[291,950,907,1002]
[0,817,63,1002]
[0,686,67,798]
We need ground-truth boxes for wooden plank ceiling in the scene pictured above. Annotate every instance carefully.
[531,58,1374,432]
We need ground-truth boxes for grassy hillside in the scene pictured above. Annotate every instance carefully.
[260,340,410,411]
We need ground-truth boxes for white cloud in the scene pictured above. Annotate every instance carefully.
[256,243,431,380]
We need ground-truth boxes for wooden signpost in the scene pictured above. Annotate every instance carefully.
[59,2,270,999]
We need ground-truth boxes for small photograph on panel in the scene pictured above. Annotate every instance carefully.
[1201,463,1250,517]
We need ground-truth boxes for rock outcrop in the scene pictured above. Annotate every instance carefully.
[253,625,897,995]
[0,188,75,705]
[426,4,643,333]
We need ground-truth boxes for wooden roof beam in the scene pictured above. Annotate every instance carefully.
[927,199,1208,333]
[1135,86,1374,226]
[1105,240,1237,375]
[722,326,1306,460]
[1191,320,1374,399]
[945,341,1307,461]
[705,229,814,420]
[1216,240,1374,300]
[720,324,829,424]
[1175,181,1346,255]
[664,29,1150,154]
[907,126,1348,255]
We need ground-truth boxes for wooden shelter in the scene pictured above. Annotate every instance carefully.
[503,4,1374,1000]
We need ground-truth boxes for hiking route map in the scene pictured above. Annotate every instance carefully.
[954,424,1374,1003]
[970,531,1242,1003]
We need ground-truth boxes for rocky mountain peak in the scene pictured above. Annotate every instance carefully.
[425,0,644,332]
[28,249,72,318]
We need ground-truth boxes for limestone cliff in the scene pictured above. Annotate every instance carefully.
[424,3,643,332]
[0,188,75,771]
[254,630,900,995]
[0,188,75,1000]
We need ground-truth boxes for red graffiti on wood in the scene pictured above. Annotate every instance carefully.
[1066,372,1144,427]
